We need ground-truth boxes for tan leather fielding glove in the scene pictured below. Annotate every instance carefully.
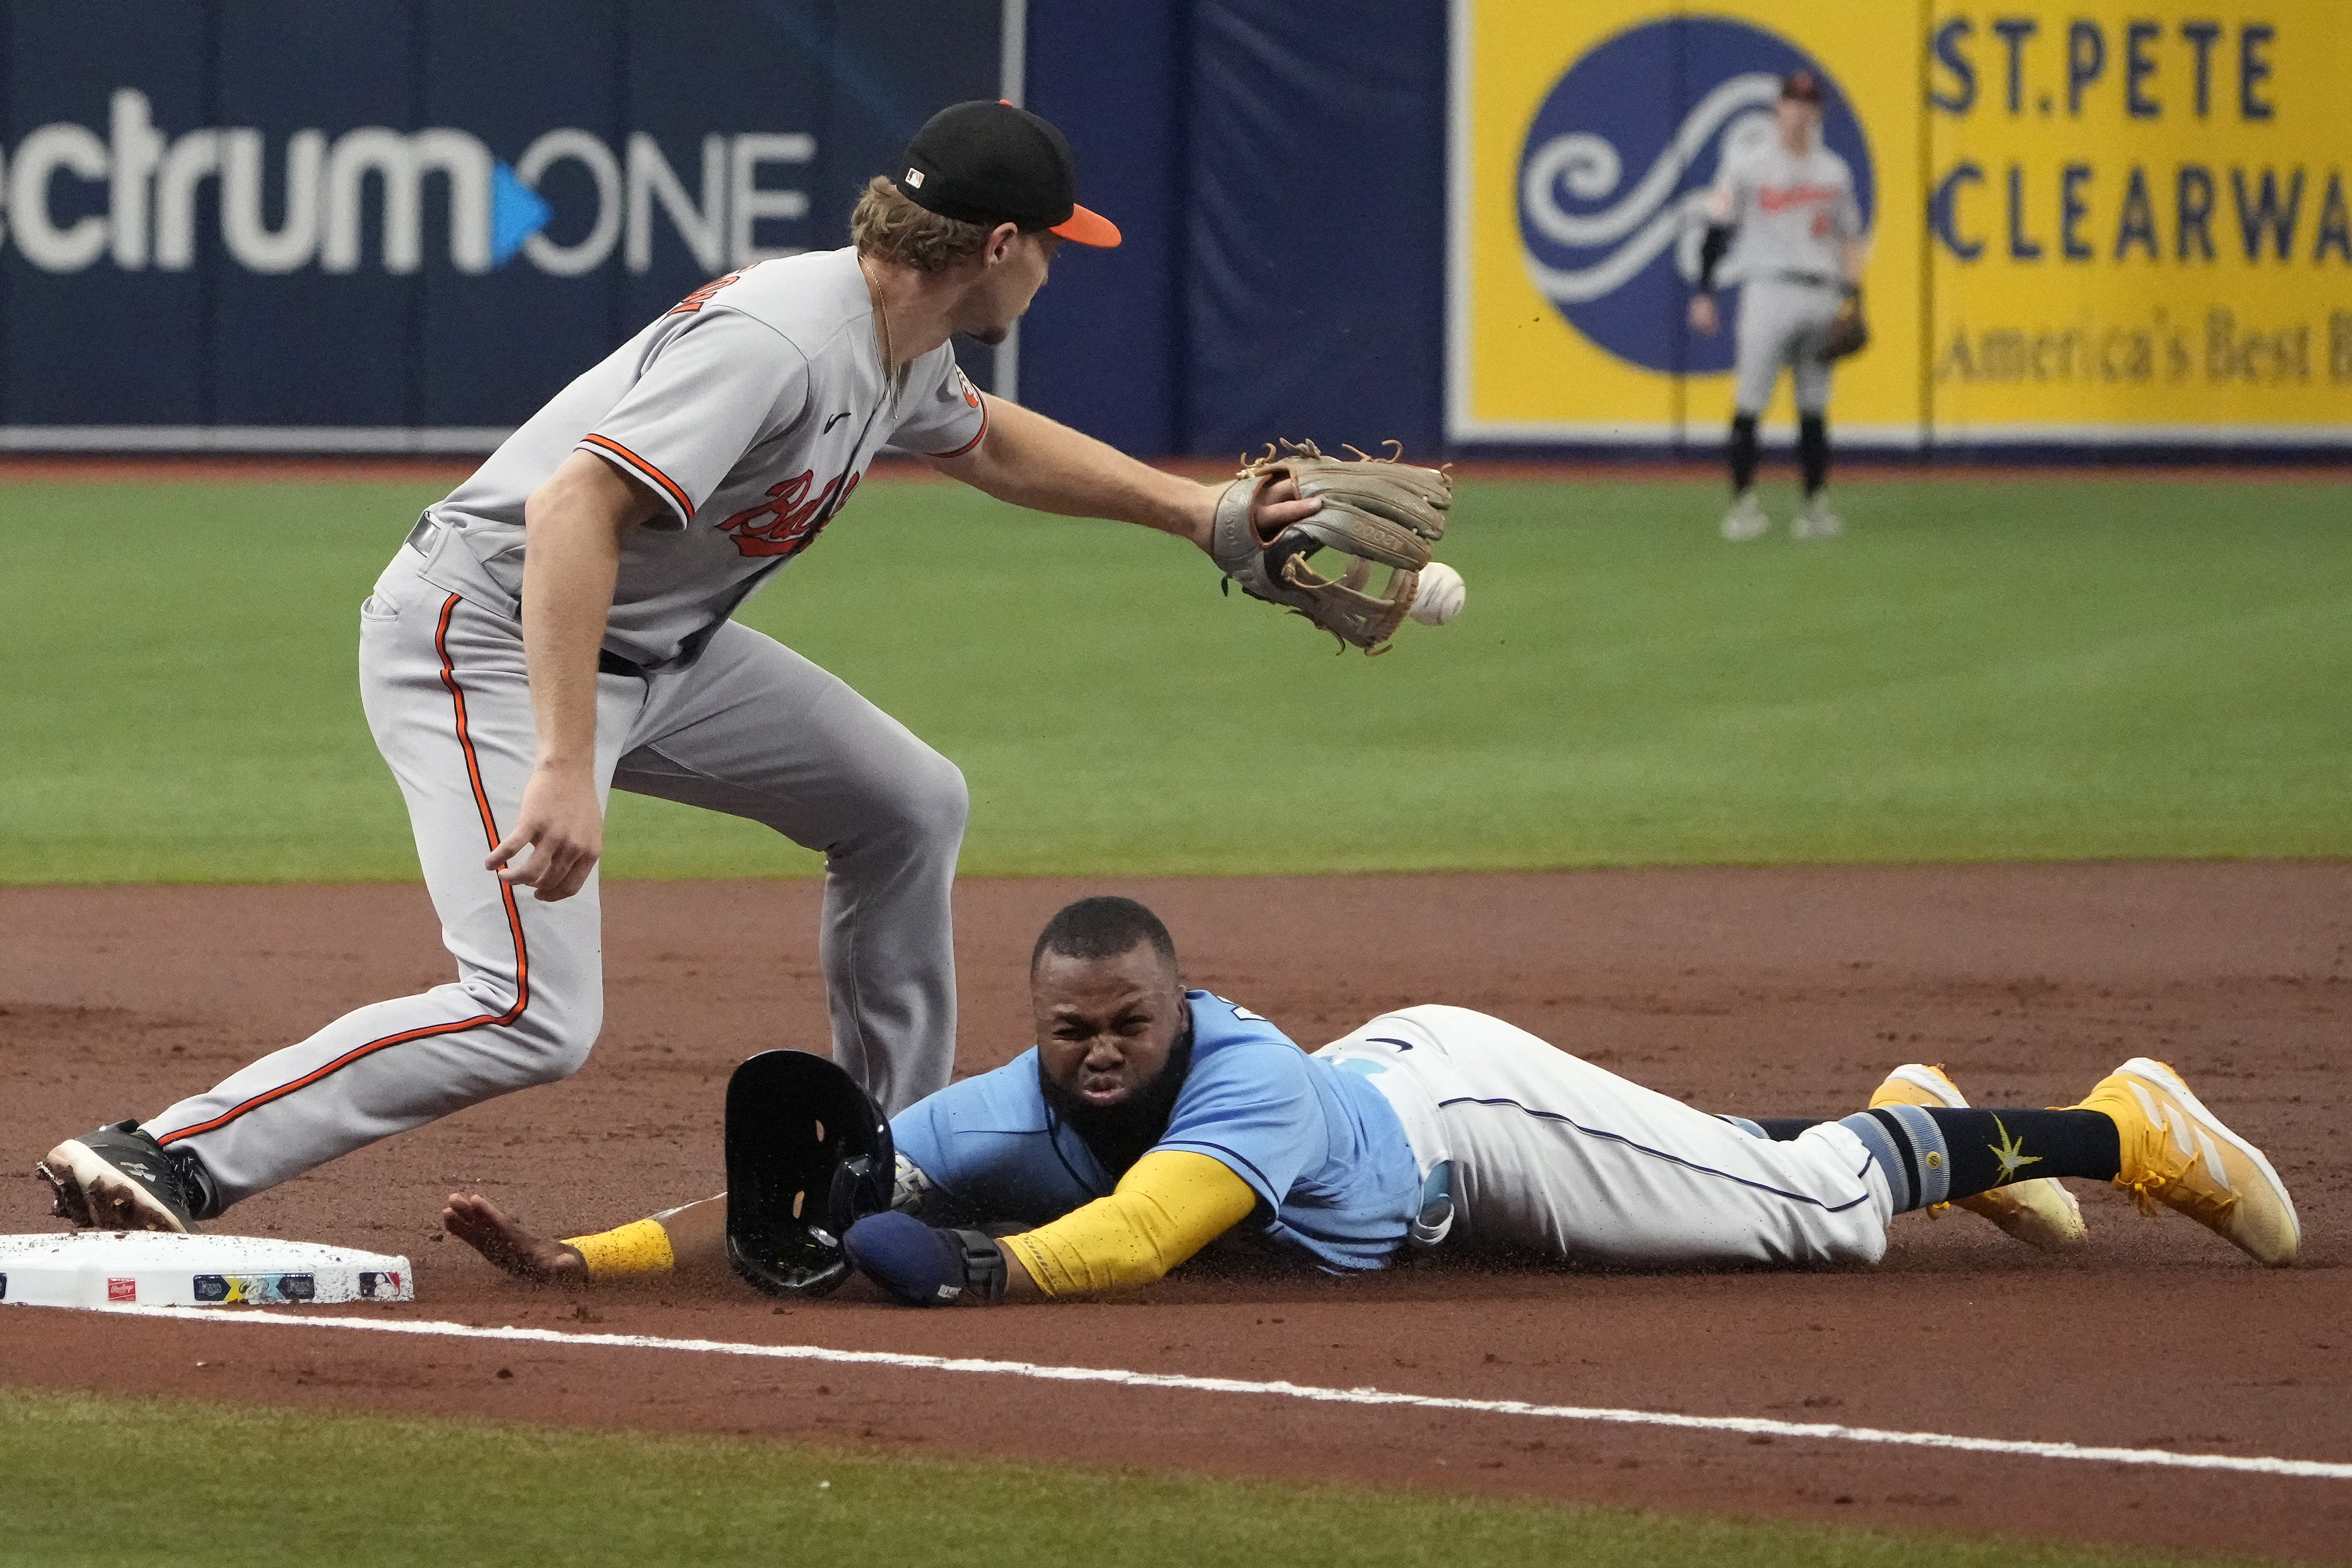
[1208,440,1452,653]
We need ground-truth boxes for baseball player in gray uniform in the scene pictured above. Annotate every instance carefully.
[38,101,1323,1235]
[1688,72,1866,543]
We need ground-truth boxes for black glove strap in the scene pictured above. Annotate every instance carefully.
[950,1228,1008,1306]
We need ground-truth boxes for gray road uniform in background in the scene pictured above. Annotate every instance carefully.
[146,249,986,1207]
[1711,137,1862,418]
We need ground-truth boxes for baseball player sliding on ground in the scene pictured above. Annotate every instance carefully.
[1689,71,1866,544]
[446,897,2298,1303]
[37,102,1330,1236]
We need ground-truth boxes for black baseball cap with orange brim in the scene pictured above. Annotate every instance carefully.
[895,100,1122,248]
[1780,70,1825,104]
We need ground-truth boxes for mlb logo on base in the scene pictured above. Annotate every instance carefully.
[106,1277,136,1303]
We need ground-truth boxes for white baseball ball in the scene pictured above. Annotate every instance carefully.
[1409,561,1466,626]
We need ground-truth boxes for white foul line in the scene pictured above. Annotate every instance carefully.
[74,1303,2352,1481]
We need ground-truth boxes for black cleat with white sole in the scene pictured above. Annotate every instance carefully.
[37,1121,217,1233]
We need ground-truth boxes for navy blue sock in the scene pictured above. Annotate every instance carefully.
[1756,1117,1824,1140]
[1837,1107,2120,1211]
[1798,413,1829,496]
[1921,1109,2118,1201]
[1729,414,1760,493]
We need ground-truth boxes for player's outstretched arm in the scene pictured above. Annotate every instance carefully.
[845,1149,1258,1306]
[443,1190,730,1284]
[924,395,1318,551]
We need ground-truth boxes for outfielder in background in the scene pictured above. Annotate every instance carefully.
[34,101,1335,1235]
[445,897,2299,1301]
[1688,71,1867,543]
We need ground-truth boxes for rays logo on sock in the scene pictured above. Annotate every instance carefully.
[1515,17,1874,375]
[1987,1115,2042,1182]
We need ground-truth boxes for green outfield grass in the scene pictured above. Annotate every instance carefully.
[1,472,2345,883]
[0,1388,2272,1568]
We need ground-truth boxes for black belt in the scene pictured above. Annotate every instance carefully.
[1773,270,1838,287]
[412,512,652,680]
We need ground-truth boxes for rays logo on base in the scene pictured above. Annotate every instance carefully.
[1515,17,1873,375]
[192,1273,318,1305]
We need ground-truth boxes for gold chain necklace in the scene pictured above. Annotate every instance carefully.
[859,256,897,386]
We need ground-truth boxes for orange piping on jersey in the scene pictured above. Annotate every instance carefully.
[667,271,744,315]
[579,433,694,524]
[159,595,532,1147]
[928,395,989,459]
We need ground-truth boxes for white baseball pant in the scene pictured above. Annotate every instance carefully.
[1318,1006,1892,1268]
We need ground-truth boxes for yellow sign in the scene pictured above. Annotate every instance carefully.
[1927,5,2352,442]
[1450,0,2352,447]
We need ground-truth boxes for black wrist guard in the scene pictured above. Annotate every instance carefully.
[949,1228,1008,1305]
[1696,223,1734,292]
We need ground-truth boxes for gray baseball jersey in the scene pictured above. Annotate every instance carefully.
[424,248,988,670]
[143,247,989,1207]
[1711,139,1861,284]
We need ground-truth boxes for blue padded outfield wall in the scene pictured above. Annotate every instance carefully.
[0,0,1013,447]
[20,4,2322,457]
[0,0,1449,458]
[1018,0,1451,461]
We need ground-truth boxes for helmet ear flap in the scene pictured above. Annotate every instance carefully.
[723,1051,894,1298]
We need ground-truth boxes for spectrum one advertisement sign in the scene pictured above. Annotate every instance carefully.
[1451,0,2352,449]
[0,0,1004,446]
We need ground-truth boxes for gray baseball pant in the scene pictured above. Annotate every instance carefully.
[145,544,964,1208]
[1733,277,1845,415]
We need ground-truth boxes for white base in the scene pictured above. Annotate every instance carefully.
[0,1232,413,1308]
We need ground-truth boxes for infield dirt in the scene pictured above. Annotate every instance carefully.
[3,863,2346,1561]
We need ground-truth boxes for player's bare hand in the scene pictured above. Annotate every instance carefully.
[1182,473,1322,552]
[1688,295,1720,336]
[1248,474,1322,540]
[443,1192,586,1283]
[486,764,603,901]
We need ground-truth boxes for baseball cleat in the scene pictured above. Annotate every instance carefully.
[1791,496,1843,540]
[1719,490,1768,541]
[1871,1064,2088,1250]
[37,1121,210,1233]
[2074,1058,2299,1267]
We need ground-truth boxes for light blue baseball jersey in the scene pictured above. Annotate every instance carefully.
[890,992,1420,1273]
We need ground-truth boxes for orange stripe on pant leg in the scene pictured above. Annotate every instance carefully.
[159,596,532,1146]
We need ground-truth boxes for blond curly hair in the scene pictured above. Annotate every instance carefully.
[850,176,995,272]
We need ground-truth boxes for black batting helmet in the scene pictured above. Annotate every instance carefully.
[723,1051,895,1298]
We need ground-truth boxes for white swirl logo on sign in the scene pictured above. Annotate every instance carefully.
[1514,18,1872,373]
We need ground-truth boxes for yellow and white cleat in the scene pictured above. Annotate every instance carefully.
[1870,1063,2088,1250]
[2075,1058,2299,1267]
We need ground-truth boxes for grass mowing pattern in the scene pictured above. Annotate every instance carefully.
[0,1388,2269,1568]
[1,475,2345,883]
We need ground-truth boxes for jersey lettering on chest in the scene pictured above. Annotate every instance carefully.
[1756,182,1839,214]
[718,466,862,558]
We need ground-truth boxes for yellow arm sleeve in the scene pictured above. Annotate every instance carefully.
[1000,1150,1257,1297]
[562,1217,675,1280]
